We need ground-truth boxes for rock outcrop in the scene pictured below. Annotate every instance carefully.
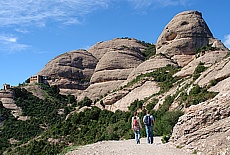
[38,50,98,90]
[88,38,146,60]
[77,38,147,101]
[174,50,229,78]
[156,10,227,67]
[196,56,230,89]
[127,54,178,82]
[107,81,160,112]
[0,90,28,120]
[170,92,230,155]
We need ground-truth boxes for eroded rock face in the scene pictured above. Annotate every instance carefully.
[77,81,125,101]
[91,46,144,84]
[38,50,98,89]
[0,90,23,119]
[88,38,147,60]
[77,39,146,101]
[127,54,178,82]
[170,92,230,155]
[174,50,229,78]
[156,10,216,66]
[108,81,160,111]
[196,56,230,89]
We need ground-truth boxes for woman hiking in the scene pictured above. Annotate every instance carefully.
[131,112,142,144]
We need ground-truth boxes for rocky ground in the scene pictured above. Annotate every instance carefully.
[66,137,192,155]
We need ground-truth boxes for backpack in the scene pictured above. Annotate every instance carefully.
[133,117,140,130]
[144,115,151,126]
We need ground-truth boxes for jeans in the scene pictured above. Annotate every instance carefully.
[134,129,140,144]
[145,126,153,144]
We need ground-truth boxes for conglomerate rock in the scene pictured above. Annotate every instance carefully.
[38,50,98,89]
[156,10,227,67]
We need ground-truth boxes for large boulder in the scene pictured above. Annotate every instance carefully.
[156,10,226,67]
[38,50,98,90]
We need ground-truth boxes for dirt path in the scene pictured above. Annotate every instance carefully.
[66,137,192,155]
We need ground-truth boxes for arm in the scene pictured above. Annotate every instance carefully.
[138,118,142,128]
[142,115,145,123]
[151,116,154,124]
[131,117,134,129]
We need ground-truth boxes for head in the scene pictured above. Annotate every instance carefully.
[146,110,150,114]
[134,112,138,116]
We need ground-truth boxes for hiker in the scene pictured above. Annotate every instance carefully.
[131,112,142,144]
[143,110,154,144]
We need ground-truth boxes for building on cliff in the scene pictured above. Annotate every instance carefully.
[3,84,11,90]
[30,75,48,84]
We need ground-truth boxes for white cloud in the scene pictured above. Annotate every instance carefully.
[0,0,110,27]
[0,34,29,53]
[155,0,189,6]
[127,0,153,10]
[223,34,230,49]
[127,0,189,10]
[0,0,191,28]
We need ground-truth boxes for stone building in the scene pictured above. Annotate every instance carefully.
[30,75,48,84]
[3,84,11,90]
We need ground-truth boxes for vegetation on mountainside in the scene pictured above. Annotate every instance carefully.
[125,64,180,93]
[0,84,76,155]
[193,62,207,80]
[195,44,219,54]
[0,85,134,155]
[137,40,156,60]
[120,37,156,60]
[179,84,218,108]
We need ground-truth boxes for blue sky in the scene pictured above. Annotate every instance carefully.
[0,0,230,88]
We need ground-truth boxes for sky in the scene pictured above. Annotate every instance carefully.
[0,0,230,88]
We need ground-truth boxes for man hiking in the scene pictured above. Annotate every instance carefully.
[143,110,154,144]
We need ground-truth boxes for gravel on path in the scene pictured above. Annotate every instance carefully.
[66,137,192,155]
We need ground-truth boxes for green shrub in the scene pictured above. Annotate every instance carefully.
[184,85,218,108]
[125,65,180,93]
[128,99,144,112]
[161,134,171,144]
[193,62,207,80]
[141,44,156,60]
[154,110,183,136]
[209,79,218,87]
[196,44,219,54]
[77,97,92,108]
[145,98,158,111]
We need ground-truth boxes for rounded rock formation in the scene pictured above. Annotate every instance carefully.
[38,50,98,89]
[156,10,214,66]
